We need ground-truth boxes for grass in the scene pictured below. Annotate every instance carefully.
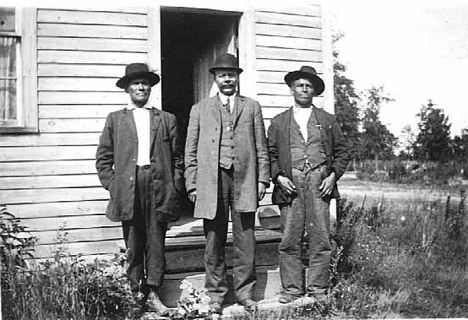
[2,188,468,319]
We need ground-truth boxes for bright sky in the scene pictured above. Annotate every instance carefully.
[329,0,468,139]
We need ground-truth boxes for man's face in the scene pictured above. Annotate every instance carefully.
[290,78,315,107]
[214,69,239,96]
[126,78,151,106]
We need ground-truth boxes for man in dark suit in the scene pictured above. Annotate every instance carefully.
[96,63,184,313]
[267,66,349,303]
[185,53,270,314]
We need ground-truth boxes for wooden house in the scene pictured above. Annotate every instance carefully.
[0,1,333,305]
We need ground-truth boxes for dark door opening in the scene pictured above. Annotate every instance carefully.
[160,9,239,218]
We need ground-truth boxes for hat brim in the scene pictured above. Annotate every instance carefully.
[116,72,160,89]
[209,67,243,75]
[284,71,325,96]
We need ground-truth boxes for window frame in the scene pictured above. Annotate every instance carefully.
[0,7,38,133]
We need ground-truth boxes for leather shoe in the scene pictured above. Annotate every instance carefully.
[146,291,169,314]
[278,293,302,304]
[241,298,257,312]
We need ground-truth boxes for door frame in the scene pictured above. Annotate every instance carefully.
[147,4,256,109]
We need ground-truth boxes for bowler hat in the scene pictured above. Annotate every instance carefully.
[116,63,160,89]
[209,53,243,74]
[284,66,325,95]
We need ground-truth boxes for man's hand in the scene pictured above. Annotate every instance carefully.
[276,175,296,195]
[319,172,336,198]
[258,182,266,201]
[188,190,197,203]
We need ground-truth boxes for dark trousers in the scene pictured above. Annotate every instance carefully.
[278,166,331,296]
[122,165,167,293]
[203,167,257,304]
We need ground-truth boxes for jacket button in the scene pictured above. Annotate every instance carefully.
[212,139,215,143]
[130,177,134,181]
[132,158,136,162]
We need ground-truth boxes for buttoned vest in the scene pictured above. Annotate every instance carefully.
[219,100,236,169]
[290,110,326,171]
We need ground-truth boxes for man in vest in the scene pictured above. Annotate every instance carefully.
[185,53,270,314]
[96,63,184,313]
[267,66,349,303]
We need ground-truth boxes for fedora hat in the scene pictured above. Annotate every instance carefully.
[116,63,160,89]
[284,66,325,95]
[209,53,243,74]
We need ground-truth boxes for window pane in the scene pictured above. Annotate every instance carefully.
[0,36,17,120]
[0,7,16,33]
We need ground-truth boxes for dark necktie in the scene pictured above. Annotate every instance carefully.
[224,97,231,113]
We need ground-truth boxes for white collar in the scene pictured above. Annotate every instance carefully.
[218,92,235,105]
[293,104,313,113]
[126,101,154,110]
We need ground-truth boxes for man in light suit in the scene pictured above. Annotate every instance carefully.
[267,66,349,303]
[185,53,270,314]
[96,63,184,313]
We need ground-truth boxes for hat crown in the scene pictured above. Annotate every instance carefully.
[209,53,243,74]
[125,63,151,77]
[298,65,318,76]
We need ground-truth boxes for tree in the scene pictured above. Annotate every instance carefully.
[360,86,398,162]
[399,125,416,160]
[333,34,361,161]
[413,100,452,162]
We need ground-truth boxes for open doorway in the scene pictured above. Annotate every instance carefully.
[160,8,240,148]
[160,8,240,218]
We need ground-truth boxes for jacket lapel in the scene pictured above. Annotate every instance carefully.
[122,109,137,140]
[150,108,161,150]
[211,96,221,124]
[234,95,244,127]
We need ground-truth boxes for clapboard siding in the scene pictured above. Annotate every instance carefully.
[0,160,96,177]
[0,134,100,147]
[37,9,147,26]
[39,64,127,77]
[0,4,326,260]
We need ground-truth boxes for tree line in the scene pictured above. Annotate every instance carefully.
[333,39,466,164]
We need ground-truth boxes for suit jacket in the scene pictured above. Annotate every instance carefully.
[268,106,350,205]
[95,107,184,222]
[185,95,270,220]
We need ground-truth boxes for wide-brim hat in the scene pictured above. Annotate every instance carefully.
[116,63,160,89]
[284,66,325,95]
[209,53,243,74]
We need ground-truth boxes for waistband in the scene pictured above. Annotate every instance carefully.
[137,164,151,170]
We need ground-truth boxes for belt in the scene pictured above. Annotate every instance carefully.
[137,164,151,170]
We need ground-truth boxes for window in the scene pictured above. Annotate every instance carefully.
[0,7,37,133]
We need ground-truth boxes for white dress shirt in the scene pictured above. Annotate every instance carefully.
[293,105,312,141]
[126,101,153,166]
[218,92,235,113]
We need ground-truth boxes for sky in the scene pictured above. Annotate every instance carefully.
[329,0,468,139]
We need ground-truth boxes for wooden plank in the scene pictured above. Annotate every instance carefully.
[38,50,147,65]
[0,146,97,161]
[39,64,125,77]
[257,83,291,96]
[255,11,322,28]
[38,78,119,92]
[38,7,147,14]
[34,239,124,258]
[254,4,321,17]
[37,9,147,26]
[0,133,100,147]
[32,226,122,245]
[40,104,125,119]
[39,118,106,133]
[257,47,322,62]
[38,37,146,52]
[257,94,324,109]
[256,23,321,39]
[0,160,97,177]
[37,23,147,39]
[0,174,101,190]
[7,200,108,219]
[260,106,289,119]
[0,187,108,205]
[40,105,123,119]
[256,35,322,51]
[257,58,322,72]
[38,91,126,105]
[22,214,115,232]
[257,70,289,84]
